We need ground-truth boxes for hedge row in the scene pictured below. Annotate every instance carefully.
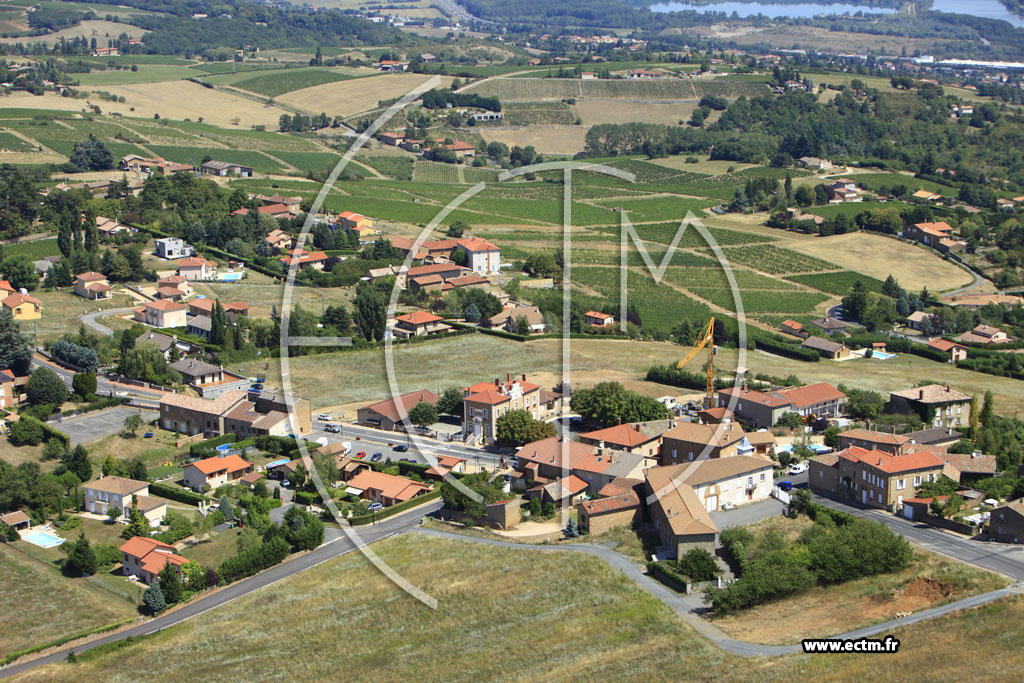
[349,489,442,526]
[647,560,691,592]
[0,616,138,666]
[149,481,209,506]
[61,397,126,417]
[749,330,821,362]
[25,416,70,447]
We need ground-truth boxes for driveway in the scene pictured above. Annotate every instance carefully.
[52,406,158,445]
[710,497,786,530]
[78,307,135,336]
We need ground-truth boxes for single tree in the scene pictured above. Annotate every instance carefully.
[124,495,149,538]
[72,372,97,399]
[408,401,439,429]
[980,390,994,426]
[219,495,235,521]
[123,413,144,437]
[157,562,184,603]
[142,581,167,614]
[64,531,98,576]
[437,387,464,416]
[25,367,68,409]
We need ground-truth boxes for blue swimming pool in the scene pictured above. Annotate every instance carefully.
[22,530,65,548]
[216,443,235,452]
[871,351,897,360]
[218,272,243,281]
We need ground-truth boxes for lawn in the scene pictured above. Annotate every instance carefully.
[83,428,182,470]
[180,527,243,569]
[0,237,60,260]
[31,289,136,343]
[0,545,135,658]
[227,68,362,98]
[710,516,1008,646]
[26,533,1024,680]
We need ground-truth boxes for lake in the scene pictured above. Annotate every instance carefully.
[649,1,1024,28]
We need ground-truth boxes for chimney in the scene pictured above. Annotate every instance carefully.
[522,373,526,381]
[507,372,511,382]
[919,389,924,400]
[494,378,499,386]
[635,424,642,432]
[973,450,981,458]
[617,417,622,426]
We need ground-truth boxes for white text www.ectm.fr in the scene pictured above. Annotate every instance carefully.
[802,637,901,654]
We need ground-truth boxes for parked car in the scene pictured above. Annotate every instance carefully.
[355,451,366,459]
[400,458,414,463]
[778,481,794,492]
[370,453,383,462]
[317,414,331,421]
[325,424,341,433]
[721,501,736,510]
[788,462,809,475]
[368,502,384,512]
[393,444,409,452]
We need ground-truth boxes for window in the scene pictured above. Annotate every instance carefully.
[759,473,766,482]
[913,476,922,486]
[747,477,753,486]
[896,479,905,490]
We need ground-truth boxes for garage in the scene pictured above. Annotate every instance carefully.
[705,495,717,512]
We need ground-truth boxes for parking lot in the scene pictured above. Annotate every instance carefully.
[53,407,159,445]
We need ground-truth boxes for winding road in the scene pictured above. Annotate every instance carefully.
[78,307,135,336]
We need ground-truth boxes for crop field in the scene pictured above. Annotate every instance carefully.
[462,165,502,183]
[591,196,717,223]
[479,126,587,155]
[708,244,838,275]
[0,131,36,152]
[276,74,454,117]
[662,267,804,292]
[570,247,719,267]
[0,545,134,658]
[225,68,363,98]
[145,145,284,173]
[412,160,463,184]
[501,101,576,126]
[583,78,769,101]
[76,65,197,86]
[574,266,712,330]
[271,150,344,174]
[76,55,195,67]
[0,19,146,45]
[574,99,700,126]
[0,238,61,260]
[786,231,974,291]
[594,222,772,248]
[361,155,414,180]
[690,287,830,314]
[160,122,323,152]
[464,77,583,101]
[785,270,887,295]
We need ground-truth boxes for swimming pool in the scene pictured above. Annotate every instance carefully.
[217,272,244,281]
[22,530,65,548]
[216,443,235,452]
[870,351,897,360]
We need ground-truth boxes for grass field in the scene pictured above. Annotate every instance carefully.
[76,65,197,86]
[0,237,60,260]
[25,533,1024,680]
[502,101,576,126]
[479,126,587,155]
[227,68,362,98]
[574,100,699,126]
[785,232,973,291]
[806,200,912,220]
[277,74,454,117]
[0,545,134,658]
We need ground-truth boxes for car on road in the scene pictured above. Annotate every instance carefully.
[371,452,383,462]
[325,424,341,433]
[400,458,414,463]
[721,501,735,510]
[393,444,409,452]
[788,462,809,475]
[317,414,331,421]
[778,481,794,491]
[355,451,366,459]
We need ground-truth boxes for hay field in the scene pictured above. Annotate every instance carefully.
[277,74,453,116]
[23,533,1024,681]
[574,100,700,126]
[0,19,146,45]
[479,126,586,155]
[79,81,294,128]
[784,232,973,291]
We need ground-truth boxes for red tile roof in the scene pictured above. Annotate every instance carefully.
[581,491,640,516]
[836,446,944,475]
[581,423,657,448]
[187,454,252,476]
[395,311,443,325]
[771,382,845,409]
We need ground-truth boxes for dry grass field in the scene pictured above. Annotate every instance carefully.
[783,232,973,291]
[277,74,454,117]
[0,20,146,46]
[189,280,357,318]
[574,100,701,126]
[20,533,1024,681]
[32,289,136,343]
[479,126,587,155]
[0,546,134,658]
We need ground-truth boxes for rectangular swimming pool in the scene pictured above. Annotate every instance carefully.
[22,530,65,548]
[217,272,244,281]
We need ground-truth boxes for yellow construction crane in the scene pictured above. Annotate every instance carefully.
[676,317,716,408]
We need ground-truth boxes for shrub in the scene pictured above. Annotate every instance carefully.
[675,548,720,582]
[149,482,208,506]
[9,417,45,446]
[93,542,121,568]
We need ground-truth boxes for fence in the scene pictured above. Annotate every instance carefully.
[104,372,176,393]
[772,486,791,505]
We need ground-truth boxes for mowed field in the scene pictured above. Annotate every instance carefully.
[0,546,135,658]
[0,19,146,45]
[479,126,587,155]
[784,231,973,291]
[277,73,454,117]
[574,100,702,126]
[22,533,1024,681]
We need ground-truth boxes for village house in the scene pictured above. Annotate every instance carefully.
[391,311,451,338]
[799,156,834,171]
[169,359,245,394]
[905,310,931,331]
[780,319,807,337]
[387,236,428,261]
[910,190,943,203]
[380,131,405,146]
[133,300,188,328]
[264,229,295,253]
[154,237,195,260]
[119,155,191,176]
[772,382,847,420]
[279,248,330,271]
[0,510,30,531]
[256,194,301,214]
[345,470,431,507]
[73,271,111,299]
[957,324,1013,345]
[406,263,469,287]
[2,292,41,321]
[367,264,410,289]
[927,337,968,362]
[135,330,194,360]
[579,422,664,458]
[200,160,253,177]
[83,476,167,526]
[989,499,1024,544]
[441,274,490,294]
[119,536,188,585]
[716,386,792,429]
[837,429,914,455]
[659,421,750,465]
[513,436,651,497]
[941,451,997,483]
[0,369,16,410]
[417,237,502,274]
[183,453,254,491]
[337,211,374,239]
[527,475,589,510]
[943,293,1023,311]
[177,256,217,280]
[578,491,641,535]
[258,204,292,220]
[157,275,192,298]
[424,455,468,481]
[905,221,953,248]
[889,384,972,429]
[482,305,545,334]
[829,178,861,202]
[801,335,850,360]
[463,374,542,445]
[808,447,946,510]
[807,316,849,337]
[585,310,615,327]
[95,216,131,237]
[159,390,311,438]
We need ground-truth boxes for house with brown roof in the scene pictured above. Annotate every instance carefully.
[512,436,652,496]
[905,310,931,331]
[183,454,254,491]
[133,300,188,328]
[405,263,468,287]
[531,475,589,509]
[941,451,997,483]
[120,536,189,585]
[807,316,849,337]
[264,229,295,253]
[482,305,545,334]
[837,429,912,455]
[391,311,451,338]
[771,382,847,419]
[943,293,1023,311]
[345,470,432,507]
[0,369,15,410]
[889,384,971,429]
[387,236,428,261]
[808,446,946,510]
[159,390,311,438]
[905,221,953,247]
[578,491,641,535]
[356,389,438,432]
[279,249,329,271]
[0,510,30,531]
[927,337,967,362]
[957,324,1013,345]
[989,499,1024,544]
[716,386,793,429]
[801,335,850,360]
[337,211,374,238]
[579,422,662,457]
[659,421,749,465]
[83,476,167,525]
[73,272,111,299]
[463,374,541,445]
[177,256,217,281]
[380,131,405,146]
[157,275,192,298]
[910,190,943,203]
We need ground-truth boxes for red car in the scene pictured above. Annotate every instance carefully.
[355,451,366,459]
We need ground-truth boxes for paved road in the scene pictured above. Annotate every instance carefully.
[0,500,441,679]
[52,406,159,446]
[309,422,506,469]
[416,528,1021,657]
[78,307,135,336]
[825,303,864,328]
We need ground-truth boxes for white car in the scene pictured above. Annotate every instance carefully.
[788,462,809,475]
[721,501,736,510]
[317,414,331,421]
[325,424,341,433]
